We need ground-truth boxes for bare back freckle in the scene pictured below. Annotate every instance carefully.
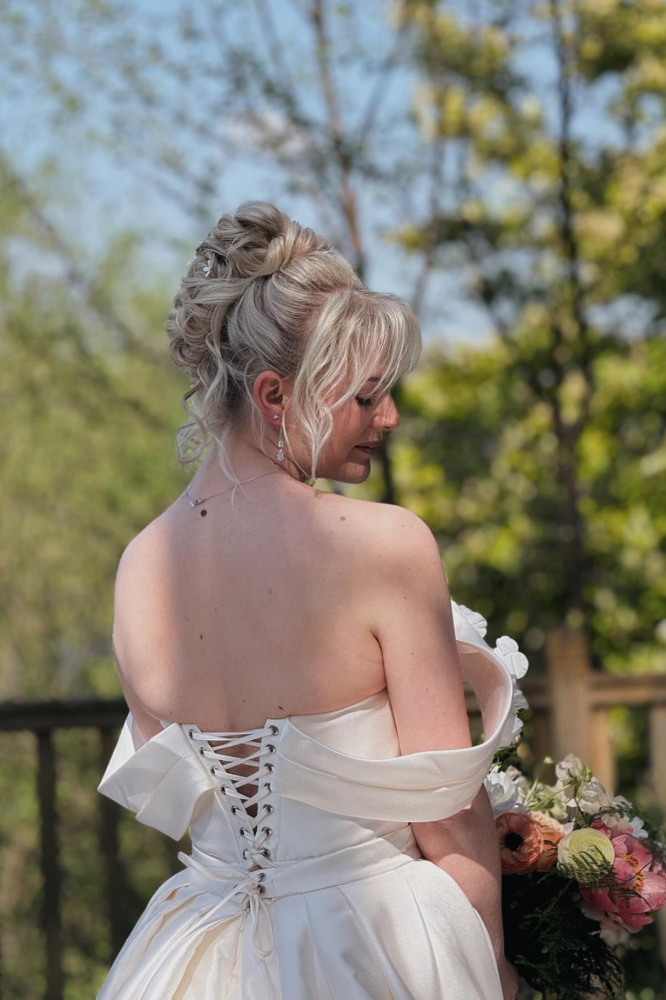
[340,516,346,521]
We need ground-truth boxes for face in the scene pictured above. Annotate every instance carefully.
[315,374,400,483]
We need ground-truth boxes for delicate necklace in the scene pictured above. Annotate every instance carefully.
[184,471,281,514]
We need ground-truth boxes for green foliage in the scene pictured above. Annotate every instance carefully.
[393,330,666,677]
[1,0,665,996]
[502,870,626,1000]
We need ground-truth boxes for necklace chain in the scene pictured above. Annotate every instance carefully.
[184,471,281,507]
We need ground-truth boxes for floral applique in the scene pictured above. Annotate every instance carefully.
[493,635,530,743]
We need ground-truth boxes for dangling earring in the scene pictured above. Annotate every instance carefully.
[273,413,284,462]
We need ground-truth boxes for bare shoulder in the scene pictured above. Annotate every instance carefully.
[314,491,435,547]
[111,519,171,670]
[333,496,446,585]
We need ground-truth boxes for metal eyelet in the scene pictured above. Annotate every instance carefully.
[199,747,205,756]
[270,725,279,735]
[261,848,271,858]
[230,805,239,815]
[263,782,272,792]
[242,848,250,859]
[263,804,274,814]
[257,871,266,882]
[265,762,275,772]
[258,884,266,894]
[220,785,227,794]
[210,766,217,775]
[239,827,247,837]
[261,826,272,836]
[188,729,195,739]
[266,743,276,754]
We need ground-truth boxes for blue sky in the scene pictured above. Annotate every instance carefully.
[2,0,616,345]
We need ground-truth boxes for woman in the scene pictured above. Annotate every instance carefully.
[98,201,520,999]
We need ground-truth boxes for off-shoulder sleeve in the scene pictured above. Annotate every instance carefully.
[274,601,530,823]
[97,714,215,840]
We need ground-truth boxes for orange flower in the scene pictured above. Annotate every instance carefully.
[532,811,566,871]
[496,812,544,874]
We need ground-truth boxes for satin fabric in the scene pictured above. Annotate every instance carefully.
[96,601,528,999]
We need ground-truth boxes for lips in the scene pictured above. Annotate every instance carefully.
[355,444,377,454]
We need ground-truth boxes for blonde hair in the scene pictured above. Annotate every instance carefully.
[166,200,422,489]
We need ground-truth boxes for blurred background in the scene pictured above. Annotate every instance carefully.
[1,0,665,996]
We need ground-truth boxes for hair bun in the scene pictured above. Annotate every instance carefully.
[201,201,328,282]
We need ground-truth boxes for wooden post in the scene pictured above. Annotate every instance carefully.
[99,728,129,961]
[36,729,63,1000]
[588,709,616,792]
[544,626,591,766]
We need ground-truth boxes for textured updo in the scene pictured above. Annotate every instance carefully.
[166,200,422,485]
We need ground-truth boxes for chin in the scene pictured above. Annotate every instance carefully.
[329,461,372,485]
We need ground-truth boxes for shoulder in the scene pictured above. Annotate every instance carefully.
[314,490,434,541]
[115,514,171,583]
[315,495,449,609]
[346,499,446,582]
[112,519,170,656]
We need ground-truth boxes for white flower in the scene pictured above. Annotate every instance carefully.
[202,253,214,277]
[608,814,649,839]
[576,785,614,814]
[494,635,529,680]
[599,797,649,839]
[580,903,632,947]
[452,601,488,637]
[492,634,530,745]
[555,753,585,781]
[484,768,530,818]
[557,775,615,815]
[505,764,530,796]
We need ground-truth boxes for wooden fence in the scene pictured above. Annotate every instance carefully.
[0,625,665,997]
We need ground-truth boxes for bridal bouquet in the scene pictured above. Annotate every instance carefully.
[485,748,666,999]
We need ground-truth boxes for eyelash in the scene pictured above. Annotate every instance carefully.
[355,396,375,407]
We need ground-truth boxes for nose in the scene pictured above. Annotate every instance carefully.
[374,393,399,432]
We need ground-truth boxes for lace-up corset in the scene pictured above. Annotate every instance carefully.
[173,721,283,876]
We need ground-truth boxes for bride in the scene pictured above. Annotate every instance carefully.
[100,200,520,999]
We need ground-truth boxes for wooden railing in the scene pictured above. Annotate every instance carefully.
[1,629,664,997]
[0,698,130,1000]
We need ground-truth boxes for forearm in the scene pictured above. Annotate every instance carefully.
[411,786,505,962]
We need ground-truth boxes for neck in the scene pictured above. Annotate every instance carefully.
[195,436,314,491]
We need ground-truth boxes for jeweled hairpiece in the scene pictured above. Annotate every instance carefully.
[202,252,214,277]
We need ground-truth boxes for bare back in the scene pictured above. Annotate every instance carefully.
[112,480,387,742]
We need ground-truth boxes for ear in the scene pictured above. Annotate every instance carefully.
[252,369,291,420]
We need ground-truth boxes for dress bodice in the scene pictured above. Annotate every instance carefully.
[98,601,529,868]
[96,601,528,999]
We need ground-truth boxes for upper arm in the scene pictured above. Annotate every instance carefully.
[111,535,167,748]
[363,504,473,757]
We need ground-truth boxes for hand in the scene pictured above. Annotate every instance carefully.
[496,955,519,1000]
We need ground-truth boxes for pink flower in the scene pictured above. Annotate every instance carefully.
[591,818,614,838]
[532,811,566,871]
[580,831,666,931]
[496,811,543,874]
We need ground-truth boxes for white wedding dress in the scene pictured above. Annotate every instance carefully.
[96,601,528,999]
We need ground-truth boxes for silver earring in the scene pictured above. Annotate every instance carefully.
[276,422,284,462]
